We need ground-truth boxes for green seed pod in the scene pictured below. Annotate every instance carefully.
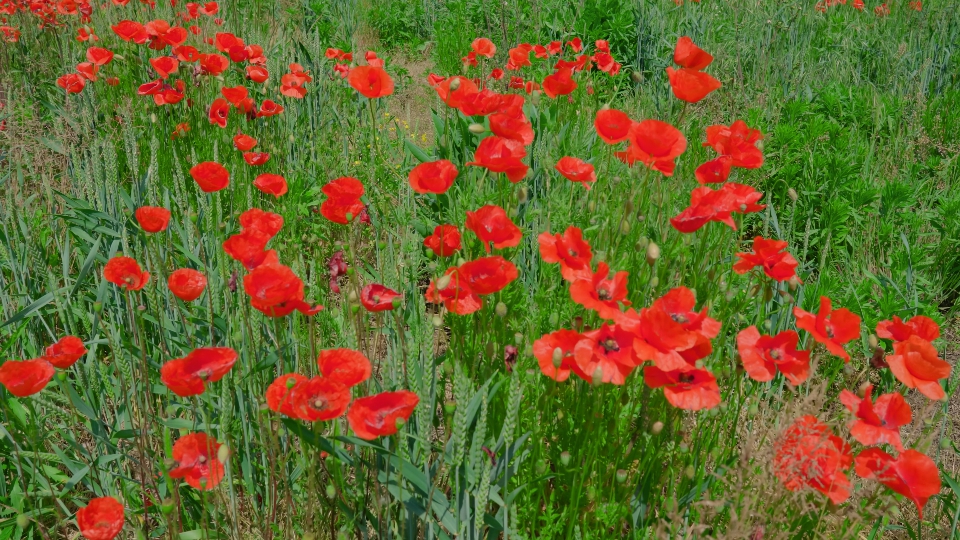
[391,297,401,309]
[536,460,547,474]
[560,451,571,466]
[377,241,387,249]
[16,515,29,529]
[326,484,337,499]
[616,469,628,483]
[160,498,175,515]
[56,371,67,381]
[443,400,456,415]
[394,417,406,429]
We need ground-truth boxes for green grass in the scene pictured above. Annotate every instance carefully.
[1,0,959,538]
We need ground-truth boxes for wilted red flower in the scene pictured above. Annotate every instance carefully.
[538,226,593,282]
[472,37,496,58]
[320,177,365,224]
[170,123,190,140]
[243,252,323,317]
[57,74,86,94]
[704,120,764,169]
[253,173,288,198]
[44,336,87,369]
[666,67,721,103]
[246,65,269,83]
[466,136,529,182]
[839,384,910,451]
[465,205,522,252]
[425,268,482,315]
[855,448,940,517]
[734,236,800,282]
[876,315,940,343]
[288,377,352,421]
[243,152,270,166]
[874,3,889,16]
[266,373,307,417]
[594,108,632,144]
[169,433,225,490]
[774,415,852,504]
[160,347,238,397]
[737,326,811,385]
[643,366,720,410]
[670,183,766,233]
[104,257,150,290]
[347,391,419,439]
[0,359,55,397]
[189,161,230,192]
[542,67,577,98]
[886,335,951,400]
[619,119,687,176]
[459,256,518,295]
[86,47,114,66]
[233,133,257,151]
[573,324,639,385]
[327,250,348,294]
[76,496,124,540]
[555,156,596,189]
[409,160,458,194]
[360,284,401,312]
[168,268,207,301]
[569,262,630,320]
[533,329,585,382]
[793,297,861,362]
[135,206,171,233]
[112,20,148,43]
[424,225,462,257]
[694,156,733,184]
[349,66,394,98]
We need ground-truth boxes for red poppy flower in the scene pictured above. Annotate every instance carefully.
[320,177,365,225]
[175,45,200,62]
[793,297,861,362]
[86,47,114,66]
[625,287,720,371]
[57,74,86,94]
[253,173,288,198]
[425,268,483,315]
[542,67,577,98]
[208,98,229,128]
[360,284,401,312]
[737,326,811,385]
[666,67,721,103]
[246,65,269,83]
[533,44,549,59]
[773,415,852,504]
[673,36,713,70]
[266,373,307,417]
[538,226,593,282]
[169,433,225,490]
[876,315,940,343]
[433,76,478,110]
[593,52,621,75]
[465,205,522,252]
[168,268,207,301]
[160,347,238,397]
[223,230,272,269]
[465,137,528,182]
[839,384,910,451]
[243,252,323,317]
[457,88,503,117]
[424,225,462,257]
[670,183,766,233]
[855,448,940,517]
[694,156,733,184]
[593,109,633,144]
[242,152,270,166]
[349,66,394,99]
[0,359,55,397]
[569,262,630,320]
[471,37,496,58]
[489,112,535,146]
[103,257,150,290]
[458,256,518,295]
[643,366,720,410]
[620,119,687,176]
[76,496,124,540]
[135,206,171,233]
[233,133,257,151]
[198,53,229,76]
[44,336,87,369]
[240,208,284,236]
[533,329,585,382]
[567,37,583,52]
[220,85,247,107]
[76,62,100,82]
[409,160,458,194]
[733,236,800,282]
[288,376,352,421]
[112,20,148,43]
[189,161,229,192]
[573,324,640,385]
[347,391,419,439]
[704,120,764,169]
[258,99,284,117]
[555,156,596,189]
[507,43,533,68]
[149,56,179,80]
[886,335,951,400]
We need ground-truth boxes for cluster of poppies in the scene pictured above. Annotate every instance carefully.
[815,0,921,14]
[0,336,86,396]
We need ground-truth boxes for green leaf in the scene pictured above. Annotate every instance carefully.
[1,291,59,328]
[404,138,432,163]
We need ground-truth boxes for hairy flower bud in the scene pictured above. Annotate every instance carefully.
[468,123,486,134]
[651,421,664,435]
[645,241,660,266]
[788,187,798,201]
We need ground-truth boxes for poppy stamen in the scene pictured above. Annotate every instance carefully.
[670,313,689,324]
[601,338,620,353]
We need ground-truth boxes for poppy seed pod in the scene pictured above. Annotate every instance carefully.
[651,421,664,434]
[160,498,175,515]
[645,241,660,266]
[616,469,628,483]
[468,123,486,134]
[56,371,67,381]
[443,400,456,414]
[394,417,406,429]
[529,91,540,106]
[560,451,571,466]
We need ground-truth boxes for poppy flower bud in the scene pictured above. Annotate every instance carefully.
[616,469,628,483]
[448,77,461,91]
[650,276,659,288]
[514,332,523,345]
[325,484,336,499]
[485,341,495,358]
[868,334,879,349]
[345,212,353,222]
[518,186,529,204]
[93,301,103,313]
[748,403,759,416]
[436,274,452,290]
[150,113,157,123]
[592,367,604,386]
[138,304,146,311]
[684,465,695,479]
[645,241,660,266]
[509,206,519,218]
[495,302,507,317]
[588,200,596,212]
[651,421,664,434]
[549,313,559,326]
[199,478,207,488]
[586,486,596,502]
[624,199,634,214]
[529,91,540,106]
[431,314,443,327]
[636,236,649,251]
[600,103,610,111]
[16,515,28,529]
[350,305,360,314]
[573,316,583,332]
[788,188,798,202]
[725,290,736,302]
[763,286,773,302]
[468,123,486,134]
[941,438,952,450]
[763,319,772,330]
[560,451,571,466]
[594,250,605,262]
[391,297,402,309]
[631,71,643,84]
[456,257,467,266]
[552,347,563,368]
[217,444,230,464]
[679,443,689,453]
[377,241,387,249]
[557,410,564,421]
[536,460,547,474]
[620,221,631,235]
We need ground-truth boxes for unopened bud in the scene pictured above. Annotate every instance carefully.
[150,113,157,123]
[529,91,541,106]
[588,200,596,213]
[650,276,659,288]
[348,290,358,303]
[217,444,230,463]
[431,314,443,327]
[616,469,628,483]
[436,274,452,290]
[684,465,695,479]
[552,347,563,368]
[56,371,67,381]
[620,220,631,235]
[600,103,610,111]
[868,334,879,349]
[536,460,547,474]
[325,484,336,499]
[514,332,523,345]
[748,403,759,416]
[495,302,507,317]
[630,71,643,84]
[448,77,461,91]
[548,312,559,326]
[468,123,486,134]
[788,188,798,201]
[592,367,604,386]
[160,498,175,515]
[645,241,660,266]
[377,241,387,249]
[560,451,571,466]
[350,304,360,314]
[16,515,29,529]
[651,421,664,435]
[391,297,401,308]
[345,212,353,222]
[518,186,529,204]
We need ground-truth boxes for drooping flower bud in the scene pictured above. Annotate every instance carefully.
[645,241,660,266]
